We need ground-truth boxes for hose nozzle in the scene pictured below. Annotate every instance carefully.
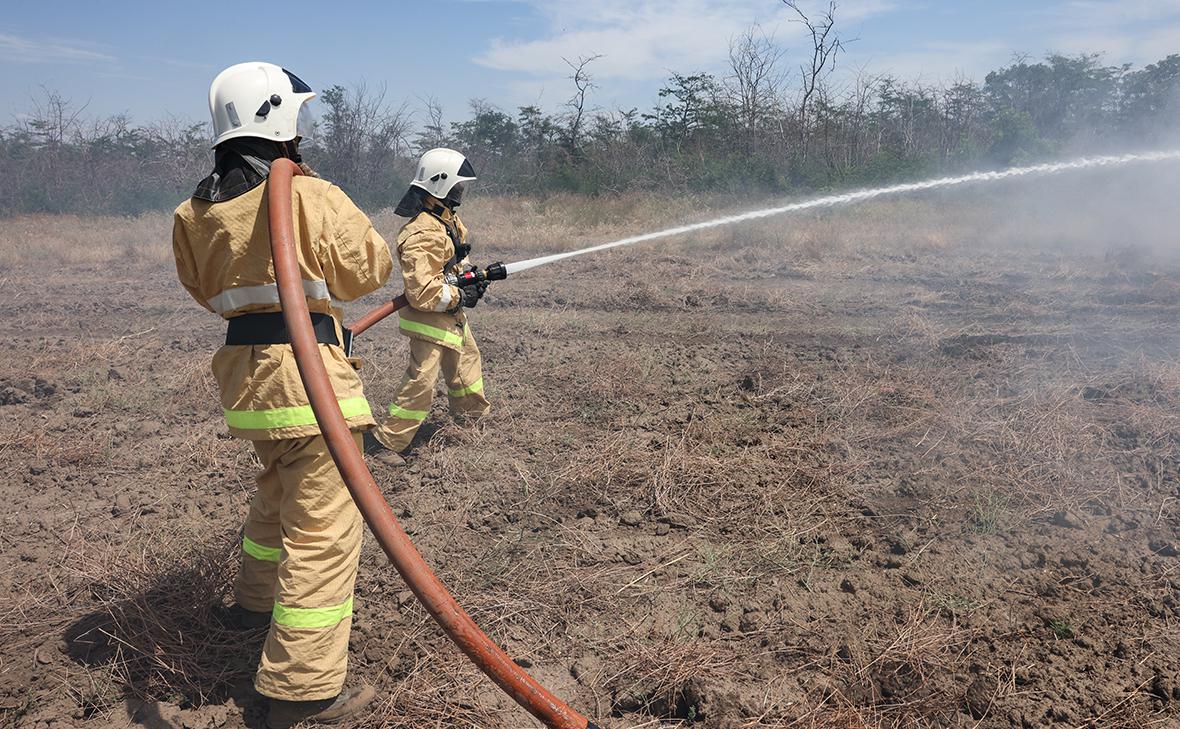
[455,262,509,287]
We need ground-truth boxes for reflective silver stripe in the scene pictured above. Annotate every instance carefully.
[433,285,454,313]
[208,279,331,314]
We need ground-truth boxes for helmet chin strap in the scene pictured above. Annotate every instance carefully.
[279,139,302,164]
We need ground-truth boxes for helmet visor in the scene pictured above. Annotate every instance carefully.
[296,102,316,141]
[458,158,476,178]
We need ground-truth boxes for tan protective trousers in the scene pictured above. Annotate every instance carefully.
[234,432,363,701]
[372,333,491,452]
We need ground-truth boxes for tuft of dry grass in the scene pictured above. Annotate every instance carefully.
[62,533,253,709]
[0,212,173,269]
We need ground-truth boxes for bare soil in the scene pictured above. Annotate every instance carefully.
[3,182,1180,728]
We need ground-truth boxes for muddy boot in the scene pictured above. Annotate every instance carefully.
[217,603,271,631]
[362,431,407,468]
[266,682,376,728]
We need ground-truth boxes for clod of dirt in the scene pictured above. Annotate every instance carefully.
[112,494,132,516]
[820,533,856,561]
[0,385,29,405]
[660,512,697,529]
[1150,539,1180,558]
[612,691,645,713]
[1050,510,1084,529]
[964,675,993,718]
[1152,672,1180,702]
[839,577,857,594]
[570,657,600,683]
[709,593,731,612]
[619,510,643,527]
[1106,515,1141,533]
[739,609,764,632]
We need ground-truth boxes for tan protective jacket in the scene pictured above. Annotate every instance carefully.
[172,177,393,440]
[397,208,471,351]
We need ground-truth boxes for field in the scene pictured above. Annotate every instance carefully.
[3,167,1180,729]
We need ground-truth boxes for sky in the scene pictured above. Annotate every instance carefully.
[2,0,1179,129]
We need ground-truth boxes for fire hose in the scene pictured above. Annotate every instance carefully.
[266,158,596,729]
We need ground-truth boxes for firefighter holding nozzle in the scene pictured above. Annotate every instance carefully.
[364,148,492,466]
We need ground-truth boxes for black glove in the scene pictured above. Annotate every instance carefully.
[457,281,486,309]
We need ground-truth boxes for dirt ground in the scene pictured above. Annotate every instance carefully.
[4,170,1180,728]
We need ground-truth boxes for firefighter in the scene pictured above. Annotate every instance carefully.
[364,148,492,466]
[172,62,390,729]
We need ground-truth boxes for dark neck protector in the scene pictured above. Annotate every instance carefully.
[193,138,301,203]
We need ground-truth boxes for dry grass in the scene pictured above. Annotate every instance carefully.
[0,212,173,269]
[4,174,1163,272]
[5,179,1180,728]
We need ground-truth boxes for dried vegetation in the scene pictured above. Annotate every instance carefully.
[3,174,1180,727]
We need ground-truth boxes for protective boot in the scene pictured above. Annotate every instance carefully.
[362,430,408,467]
[266,682,376,729]
[218,603,271,631]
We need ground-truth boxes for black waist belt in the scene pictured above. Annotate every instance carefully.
[226,312,341,347]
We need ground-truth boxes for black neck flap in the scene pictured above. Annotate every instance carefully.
[193,138,299,203]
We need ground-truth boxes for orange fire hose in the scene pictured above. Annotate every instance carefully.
[348,293,405,337]
[266,158,595,729]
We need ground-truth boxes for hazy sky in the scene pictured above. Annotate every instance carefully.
[3,0,1179,128]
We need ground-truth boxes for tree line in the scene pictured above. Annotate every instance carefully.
[2,18,1179,215]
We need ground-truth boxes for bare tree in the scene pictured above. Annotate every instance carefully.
[562,54,602,154]
[316,82,412,196]
[414,95,448,152]
[726,25,785,154]
[845,64,880,168]
[145,115,211,192]
[784,0,845,161]
[23,88,87,148]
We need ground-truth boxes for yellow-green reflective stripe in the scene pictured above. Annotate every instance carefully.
[399,318,464,348]
[389,403,428,421]
[242,536,281,562]
[225,397,371,430]
[448,378,484,398]
[272,596,353,629]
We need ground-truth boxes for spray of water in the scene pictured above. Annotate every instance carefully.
[505,150,1180,274]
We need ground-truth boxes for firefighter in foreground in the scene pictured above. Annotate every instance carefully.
[171,62,391,728]
[364,148,492,465]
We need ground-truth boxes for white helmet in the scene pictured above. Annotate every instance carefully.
[410,148,477,200]
[208,61,315,148]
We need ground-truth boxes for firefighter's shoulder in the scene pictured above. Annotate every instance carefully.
[398,211,446,240]
[173,196,196,223]
[294,176,359,218]
[291,174,335,199]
